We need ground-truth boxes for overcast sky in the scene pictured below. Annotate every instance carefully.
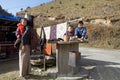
[0,0,52,16]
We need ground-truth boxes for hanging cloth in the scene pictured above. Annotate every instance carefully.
[39,26,46,54]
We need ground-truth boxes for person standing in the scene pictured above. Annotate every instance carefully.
[74,21,87,41]
[18,18,32,77]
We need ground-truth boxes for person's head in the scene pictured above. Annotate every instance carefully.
[67,25,74,32]
[78,20,84,28]
[20,18,28,26]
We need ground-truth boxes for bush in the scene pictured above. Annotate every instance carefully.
[81,5,85,9]
[75,3,79,6]
[59,1,62,4]
[50,6,54,9]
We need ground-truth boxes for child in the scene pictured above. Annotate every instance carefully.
[64,25,74,41]
[14,18,27,48]
[64,25,74,37]
[74,21,87,41]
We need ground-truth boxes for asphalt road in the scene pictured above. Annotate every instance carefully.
[79,47,120,80]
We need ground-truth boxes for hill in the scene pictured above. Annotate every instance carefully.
[17,0,120,26]
[0,5,12,16]
[17,0,120,49]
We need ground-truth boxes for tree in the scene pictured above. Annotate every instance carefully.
[0,5,2,9]
[20,8,23,11]
[26,6,31,10]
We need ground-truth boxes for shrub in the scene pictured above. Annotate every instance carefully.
[75,3,79,6]
[59,1,62,4]
[81,5,85,9]
[87,24,120,49]
[50,6,54,9]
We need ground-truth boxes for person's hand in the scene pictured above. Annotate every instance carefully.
[78,38,83,42]
[81,37,84,40]
[14,45,17,48]
[17,35,20,38]
[75,36,78,38]
[22,45,26,52]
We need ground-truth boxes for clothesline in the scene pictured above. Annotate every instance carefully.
[68,18,84,23]
[37,18,84,40]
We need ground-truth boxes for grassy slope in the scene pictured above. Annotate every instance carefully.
[27,0,120,20]
[18,0,120,27]
[17,0,120,25]
[18,0,120,49]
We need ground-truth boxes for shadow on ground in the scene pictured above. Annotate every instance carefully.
[23,74,55,80]
[0,59,19,74]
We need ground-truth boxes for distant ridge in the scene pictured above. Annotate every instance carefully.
[0,5,12,16]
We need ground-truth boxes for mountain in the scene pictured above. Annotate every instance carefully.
[0,5,12,16]
[17,0,120,49]
[17,0,120,26]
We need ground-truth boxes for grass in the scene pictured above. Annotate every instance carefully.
[85,24,120,49]
[17,0,120,26]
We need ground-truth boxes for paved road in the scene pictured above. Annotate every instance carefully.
[79,47,120,80]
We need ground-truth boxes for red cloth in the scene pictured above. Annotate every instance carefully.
[17,23,25,35]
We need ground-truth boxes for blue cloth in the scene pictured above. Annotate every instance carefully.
[0,15,21,21]
[74,27,86,38]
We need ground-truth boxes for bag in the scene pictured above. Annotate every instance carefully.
[14,38,21,48]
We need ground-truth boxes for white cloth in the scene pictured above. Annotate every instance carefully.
[44,26,51,39]
[56,22,67,39]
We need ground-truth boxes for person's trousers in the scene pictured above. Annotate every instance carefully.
[19,45,31,77]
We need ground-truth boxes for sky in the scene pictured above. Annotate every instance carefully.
[0,0,52,16]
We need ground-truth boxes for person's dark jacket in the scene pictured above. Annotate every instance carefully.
[21,26,32,45]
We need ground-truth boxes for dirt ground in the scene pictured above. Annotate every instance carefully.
[0,59,55,80]
[0,57,87,80]
[1,47,119,80]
